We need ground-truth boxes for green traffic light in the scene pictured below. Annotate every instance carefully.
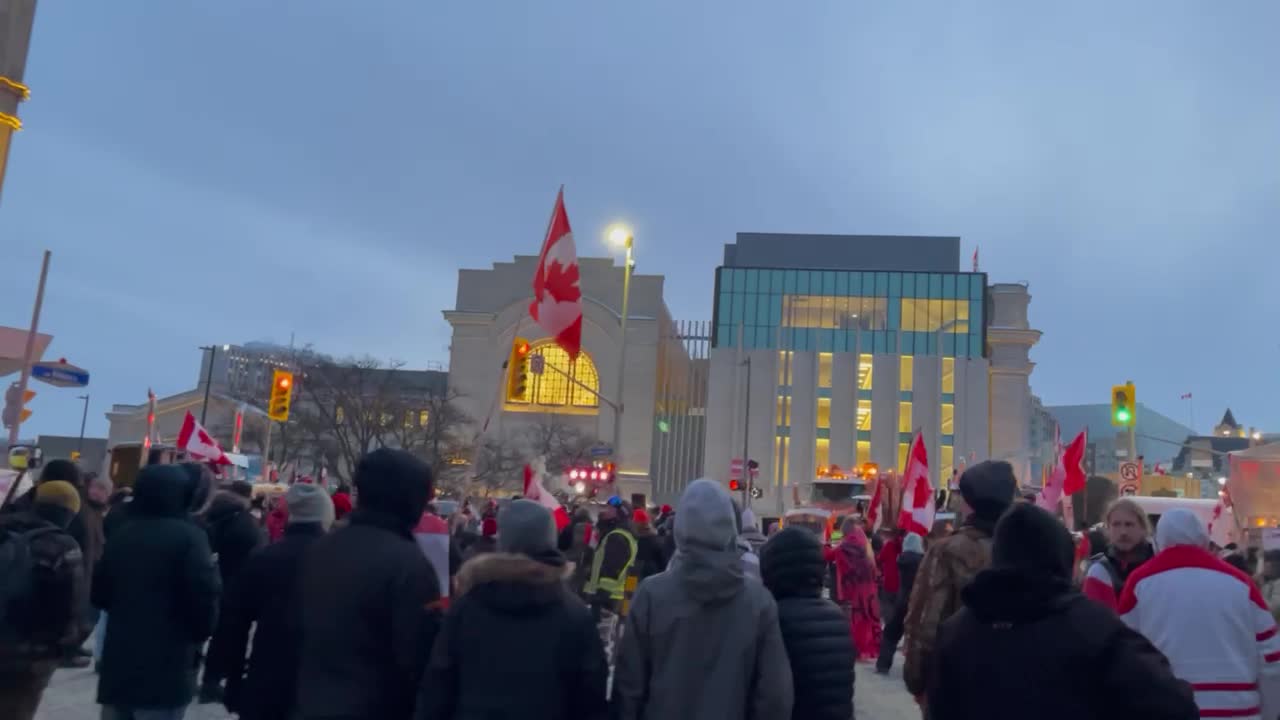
[1116,408,1131,424]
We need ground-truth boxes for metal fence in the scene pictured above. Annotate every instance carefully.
[649,320,710,504]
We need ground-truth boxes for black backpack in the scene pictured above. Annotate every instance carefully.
[0,524,61,640]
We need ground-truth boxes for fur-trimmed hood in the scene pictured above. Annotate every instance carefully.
[455,552,571,613]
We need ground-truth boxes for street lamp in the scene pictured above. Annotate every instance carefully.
[198,344,231,424]
[606,225,634,475]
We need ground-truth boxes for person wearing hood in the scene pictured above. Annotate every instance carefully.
[612,479,793,720]
[730,499,763,580]
[826,518,882,660]
[1121,508,1280,720]
[416,500,608,720]
[583,502,638,618]
[760,527,854,720]
[630,509,669,581]
[929,503,1199,720]
[903,460,1016,710]
[1083,498,1155,612]
[199,479,265,703]
[877,532,925,674]
[0,481,93,720]
[208,483,334,720]
[295,448,443,720]
[93,464,221,719]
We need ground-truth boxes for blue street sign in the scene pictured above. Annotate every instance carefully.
[31,362,90,388]
[590,444,613,458]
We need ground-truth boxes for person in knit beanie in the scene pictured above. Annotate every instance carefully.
[419,500,607,719]
[207,480,335,720]
[0,480,94,715]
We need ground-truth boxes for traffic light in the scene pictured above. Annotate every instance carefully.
[268,370,294,422]
[506,337,532,401]
[1111,382,1135,427]
[728,479,742,492]
[2,382,35,430]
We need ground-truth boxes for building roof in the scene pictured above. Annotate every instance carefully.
[1219,408,1240,429]
[1171,435,1251,473]
[724,233,961,272]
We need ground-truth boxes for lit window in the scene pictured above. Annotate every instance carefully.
[778,351,793,386]
[898,442,909,473]
[858,400,872,431]
[899,298,971,333]
[419,410,430,427]
[941,404,954,435]
[776,396,792,426]
[774,436,790,486]
[815,438,830,476]
[818,353,833,388]
[899,402,913,434]
[508,342,600,410]
[942,357,955,394]
[857,440,871,465]
[859,354,873,390]
[942,445,955,486]
[900,356,913,392]
[817,398,831,429]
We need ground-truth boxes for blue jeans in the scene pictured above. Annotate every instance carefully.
[101,706,188,720]
[93,611,107,662]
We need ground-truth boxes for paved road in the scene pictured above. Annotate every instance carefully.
[38,661,917,720]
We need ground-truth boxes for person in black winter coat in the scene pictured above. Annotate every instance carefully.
[208,483,334,720]
[417,500,609,720]
[92,464,221,717]
[295,449,443,720]
[759,526,854,720]
[204,483,264,587]
[929,503,1200,720]
[877,532,925,673]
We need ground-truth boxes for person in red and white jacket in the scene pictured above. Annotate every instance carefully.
[1120,508,1280,720]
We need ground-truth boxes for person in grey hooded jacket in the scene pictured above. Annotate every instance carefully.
[612,479,793,720]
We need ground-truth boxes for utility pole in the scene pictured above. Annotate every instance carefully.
[76,394,89,453]
[7,250,50,448]
[741,356,752,508]
[1127,378,1137,470]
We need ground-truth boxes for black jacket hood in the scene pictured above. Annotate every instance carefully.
[760,526,826,599]
[205,491,249,522]
[133,465,196,518]
[962,567,1077,625]
[455,552,569,614]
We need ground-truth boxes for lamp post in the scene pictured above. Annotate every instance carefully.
[198,344,230,424]
[608,226,634,474]
[76,394,89,453]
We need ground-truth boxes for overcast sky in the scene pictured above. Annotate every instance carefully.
[3,0,1277,441]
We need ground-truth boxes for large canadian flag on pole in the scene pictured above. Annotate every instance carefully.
[177,411,232,465]
[897,432,935,536]
[865,475,885,530]
[529,187,583,360]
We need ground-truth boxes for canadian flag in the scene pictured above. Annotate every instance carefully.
[1038,428,1087,513]
[529,187,583,360]
[897,432,934,536]
[176,411,232,465]
[865,476,884,530]
[1209,484,1234,538]
[524,463,570,532]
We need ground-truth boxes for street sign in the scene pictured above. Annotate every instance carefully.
[750,486,764,500]
[590,444,613,458]
[530,354,545,375]
[30,361,89,388]
[1119,462,1140,482]
[1120,482,1138,496]
[729,458,744,481]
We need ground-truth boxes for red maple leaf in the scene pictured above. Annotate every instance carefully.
[542,260,581,304]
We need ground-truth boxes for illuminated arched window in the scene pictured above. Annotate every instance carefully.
[507,341,600,410]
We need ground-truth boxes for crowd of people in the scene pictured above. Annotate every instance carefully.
[4,450,1280,719]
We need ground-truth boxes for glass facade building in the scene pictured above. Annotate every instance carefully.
[713,267,988,357]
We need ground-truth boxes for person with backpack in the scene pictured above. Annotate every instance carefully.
[0,480,93,720]
[1083,498,1154,612]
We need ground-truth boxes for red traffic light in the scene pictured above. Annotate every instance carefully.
[515,341,531,356]
[277,376,291,389]
[728,479,741,491]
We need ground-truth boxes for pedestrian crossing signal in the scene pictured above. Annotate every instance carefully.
[268,370,294,422]
[507,337,532,402]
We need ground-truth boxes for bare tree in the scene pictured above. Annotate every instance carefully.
[520,415,600,475]
[467,434,524,496]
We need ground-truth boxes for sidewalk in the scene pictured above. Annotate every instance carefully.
[855,663,919,720]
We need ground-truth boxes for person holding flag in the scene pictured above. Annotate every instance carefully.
[903,459,1017,713]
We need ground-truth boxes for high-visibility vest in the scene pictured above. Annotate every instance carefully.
[584,529,638,600]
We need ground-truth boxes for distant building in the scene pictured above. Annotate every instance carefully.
[1047,403,1193,475]
[703,232,1042,513]
[1028,395,1058,484]
[1171,409,1274,498]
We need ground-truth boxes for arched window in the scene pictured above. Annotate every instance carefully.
[507,341,600,411]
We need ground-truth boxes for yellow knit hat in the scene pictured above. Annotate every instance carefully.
[36,480,82,515]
